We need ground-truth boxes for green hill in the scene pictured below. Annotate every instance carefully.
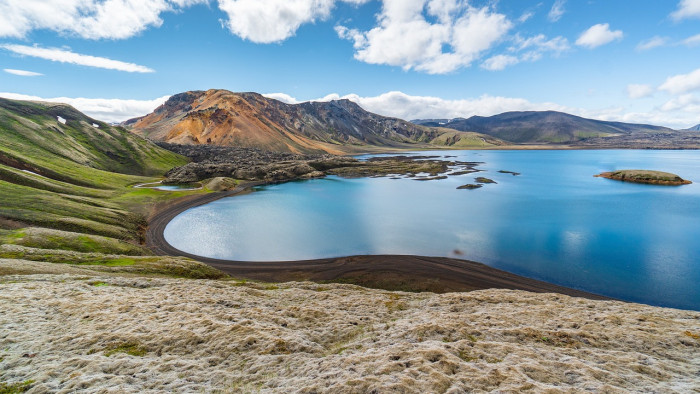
[0,98,224,278]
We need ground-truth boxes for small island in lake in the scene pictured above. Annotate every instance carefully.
[595,170,692,186]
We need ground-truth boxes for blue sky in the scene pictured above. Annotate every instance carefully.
[1,0,700,128]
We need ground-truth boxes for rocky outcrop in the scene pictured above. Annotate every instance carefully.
[595,170,692,185]
[1,274,698,392]
[159,143,482,184]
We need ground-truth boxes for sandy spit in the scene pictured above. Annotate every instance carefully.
[1,275,699,393]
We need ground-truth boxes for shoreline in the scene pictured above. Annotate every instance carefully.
[146,181,609,300]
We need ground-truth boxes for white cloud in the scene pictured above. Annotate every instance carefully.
[1,44,154,73]
[636,36,668,51]
[659,94,700,112]
[481,54,519,71]
[575,23,623,49]
[0,0,209,40]
[548,0,566,22]
[269,90,569,120]
[0,92,169,123]
[682,33,700,46]
[265,90,700,129]
[671,0,700,20]
[217,0,369,43]
[478,34,569,71]
[3,68,43,76]
[626,84,654,99]
[263,92,301,104]
[336,0,512,74]
[659,67,700,94]
[518,11,534,23]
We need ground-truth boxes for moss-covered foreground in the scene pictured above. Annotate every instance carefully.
[0,275,697,392]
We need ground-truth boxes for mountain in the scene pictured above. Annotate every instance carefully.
[685,124,700,131]
[0,97,187,239]
[413,111,674,144]
[125,89,505,154]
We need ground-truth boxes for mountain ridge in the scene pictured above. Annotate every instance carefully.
[124,89,505,154]
[412,111,675,143]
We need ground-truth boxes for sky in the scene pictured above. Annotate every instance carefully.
[1,0,700,128]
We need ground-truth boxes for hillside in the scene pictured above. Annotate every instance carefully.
[414,111,674,144]
[686,123,700,131]
[126,89,505,154]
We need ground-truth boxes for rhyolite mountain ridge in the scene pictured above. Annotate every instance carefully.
[412,111,675,144]
[124,89,690,153]
[125,89,505,154]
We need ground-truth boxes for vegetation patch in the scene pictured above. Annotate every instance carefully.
[0,380,34,394]
[103,342,148,357]
[1,228,148,255]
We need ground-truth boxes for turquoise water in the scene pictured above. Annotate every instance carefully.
[164,150,700,310]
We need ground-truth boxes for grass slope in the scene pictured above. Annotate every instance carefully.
[0,98,222,279]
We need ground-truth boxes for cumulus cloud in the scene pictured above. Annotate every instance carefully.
[626,84,654,99]
[548,0,566,22]
[0,0,208,40]
[1,44,154,73]
[3,68,43,76]
[336,0,512,74]
[575,23,623,49]
[636,36,668,51]
[671,0,700,20]
[0,92,169,123]
[217,0,369,43]
[659,67,700,94]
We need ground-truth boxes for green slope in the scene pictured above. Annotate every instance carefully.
[0,98,223,278]
[0,97,190,236]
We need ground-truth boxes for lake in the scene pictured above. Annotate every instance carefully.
[164,150,700,310]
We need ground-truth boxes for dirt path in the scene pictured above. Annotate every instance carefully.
[146,182,608,299]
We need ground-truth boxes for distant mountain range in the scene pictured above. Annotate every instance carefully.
[685,124,700,131]
[412,111,674,144]
[125,89,504,154]
[123,89,694,152]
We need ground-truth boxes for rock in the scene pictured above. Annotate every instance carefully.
[457,184,482,190]
[204,177,238,191]
[475,177,496,184]
[595,170,692,186]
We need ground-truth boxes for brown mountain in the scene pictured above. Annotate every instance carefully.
[125,89,505,154]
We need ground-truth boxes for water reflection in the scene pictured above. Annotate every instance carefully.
[165,150,700,310]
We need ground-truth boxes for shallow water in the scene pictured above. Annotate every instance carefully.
[165,150,700,310]
[135,182,201,191]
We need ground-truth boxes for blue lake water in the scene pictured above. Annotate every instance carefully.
[164,150,700,310]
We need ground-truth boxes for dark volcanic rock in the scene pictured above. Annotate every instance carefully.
[158,143,484,185]
[457,184,483,190]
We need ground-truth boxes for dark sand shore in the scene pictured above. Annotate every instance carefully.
[147,182,608,300]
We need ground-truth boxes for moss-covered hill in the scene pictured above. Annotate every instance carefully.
[0,98,223,279]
